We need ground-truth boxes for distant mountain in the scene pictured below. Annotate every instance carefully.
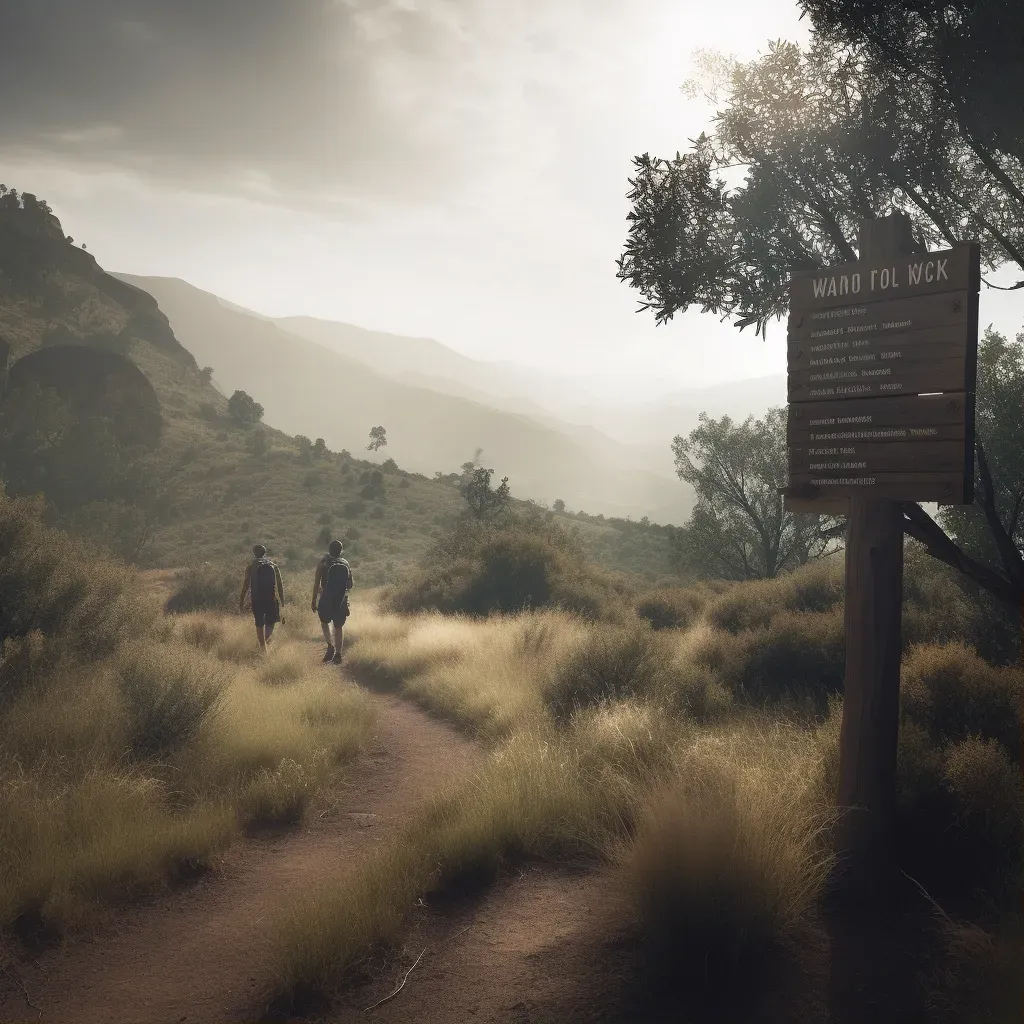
[272,315,781,466]
[274,315,603,418]
[117,276,695,523]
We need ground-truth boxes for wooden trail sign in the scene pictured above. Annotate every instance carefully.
[785,237,980,507]
[789,214,982,903]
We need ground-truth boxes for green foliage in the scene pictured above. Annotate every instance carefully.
[673,409,839,580]
[0,490,142,668]
[937,327,1024,587]
[385,512,621,621]
[227,390,263,425]
[366,425,387,452]
[460,466,511,521]
[312,438,327,458]
[618,38,1024,335]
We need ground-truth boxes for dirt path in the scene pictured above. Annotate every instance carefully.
[321,866,636,1024]
[0,687,481,1024]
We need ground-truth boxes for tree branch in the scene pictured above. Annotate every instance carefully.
[902,502,1019,607]
[975,441,1024,588]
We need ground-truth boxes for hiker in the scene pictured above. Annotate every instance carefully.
[311,539,353,664]
[239,544,286,654]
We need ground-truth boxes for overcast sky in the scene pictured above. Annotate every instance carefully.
[3,0,1023,403]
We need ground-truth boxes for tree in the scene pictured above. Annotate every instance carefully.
[460,466,512,520]
[227,390,263,425]
[367,425,387,452]
[617,36,1024,607]
[672,407,840,580]
[553,498,566,513]
[798,0,1024,170]
[382,457,398,472]
[618,39,1024,337]
[294,435,313,463]
[905,327,1024,606]
[313,437,328,458]
[200,366,214,384]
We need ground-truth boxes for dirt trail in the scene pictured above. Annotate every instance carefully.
[323,867,636,1024]
[0,687,481,1024]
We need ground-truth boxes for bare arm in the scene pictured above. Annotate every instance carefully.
[239,563,252,610]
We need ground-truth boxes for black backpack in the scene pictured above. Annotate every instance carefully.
[252,557,277,603]
[323,557,351,606]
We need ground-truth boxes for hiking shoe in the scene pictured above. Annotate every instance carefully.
[322,646,335,663]
[332,650,342,665]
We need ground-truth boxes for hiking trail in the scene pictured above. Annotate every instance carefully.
[0,678,481,1024]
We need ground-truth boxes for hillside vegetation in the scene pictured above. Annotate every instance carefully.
[0,490,375,938]
[116,273,694,524]
[264,536,1023,1022]
[0,193,690,588]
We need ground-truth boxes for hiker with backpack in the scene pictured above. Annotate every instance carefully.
[239,544,286,653]
[311,539,353,664]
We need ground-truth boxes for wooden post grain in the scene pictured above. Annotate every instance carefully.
[833,214,922,897]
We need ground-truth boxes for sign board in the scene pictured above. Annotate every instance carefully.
[785,243,980,508]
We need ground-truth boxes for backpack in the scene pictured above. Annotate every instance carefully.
[252,557,277,604]
[323,557,351,606]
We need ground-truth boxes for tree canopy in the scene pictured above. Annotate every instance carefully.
[798,0,1024,169]
[672,407,839,579]
[227,390,263,425]
[367,425,387,452]
[617,27,1024,608]
[617,36,1024,338]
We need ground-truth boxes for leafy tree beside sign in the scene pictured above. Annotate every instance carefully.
[617,36,1024,614]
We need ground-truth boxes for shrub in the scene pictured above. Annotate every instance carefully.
[165,563,238,614]
[342,501,366,519]
[543,626,668,724]
[116,645,226,758]
[620,752,833,1001]
[901,643,1023,759]
[386,513,618,621]
[0,491,141,665]
[635,587,706,631]
[316,525,332,546]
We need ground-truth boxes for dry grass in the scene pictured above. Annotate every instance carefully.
[270,582,1022,1017]
[0,610,376,935]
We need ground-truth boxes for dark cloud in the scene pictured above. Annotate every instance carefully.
[0,0,484,203]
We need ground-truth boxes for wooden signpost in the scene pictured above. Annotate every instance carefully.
[784,214,981,895]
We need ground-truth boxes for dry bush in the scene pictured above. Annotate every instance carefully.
[165,562,239,614]
[384,513,622,622]
[635,586,708,631]
[542,624,671,725]
[618,735,834,996]
[115,644,227,758]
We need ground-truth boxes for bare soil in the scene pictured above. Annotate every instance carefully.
[0,686,481,1024]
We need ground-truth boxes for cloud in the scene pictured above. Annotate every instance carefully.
[0,0,515,205]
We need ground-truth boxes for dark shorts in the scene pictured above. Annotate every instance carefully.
[252,599,280,628]
[318,596,349,629]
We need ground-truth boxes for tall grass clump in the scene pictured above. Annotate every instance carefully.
[635,585,710,631]
[542,624,670,725]
[619,732,834,999]
[0,491,142,665]
[384,510,625,621]
[115,644,227,758]
[165,561,239,614]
